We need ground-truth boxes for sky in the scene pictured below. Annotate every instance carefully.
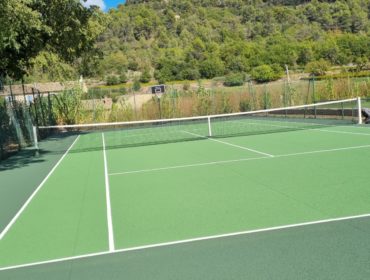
[81,0,125,11]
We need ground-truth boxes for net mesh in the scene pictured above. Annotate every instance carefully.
[36,98,361,151]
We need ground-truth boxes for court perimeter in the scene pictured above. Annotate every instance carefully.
[1,123,370,279]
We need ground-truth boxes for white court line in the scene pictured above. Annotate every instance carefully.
[102,133,115,252]
[316,128,370,136]
[109,156,269,176]
[233,119,370,136]
[109,144,370,176]
[277,144,370,158]
[0,136,80,241]
[181,130,274,157]
[1,212,370,272]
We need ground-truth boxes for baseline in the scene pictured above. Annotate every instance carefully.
[0,136,80,241]
[1,212,370,272]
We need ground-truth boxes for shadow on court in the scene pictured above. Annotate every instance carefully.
[0,149,46,172]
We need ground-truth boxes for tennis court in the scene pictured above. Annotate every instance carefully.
[1,98,370,279]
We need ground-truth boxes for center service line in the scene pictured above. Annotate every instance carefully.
[181,130,274,157]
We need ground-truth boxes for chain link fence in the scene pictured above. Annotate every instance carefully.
[1,77,369,161]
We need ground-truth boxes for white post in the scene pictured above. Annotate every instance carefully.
[357,97,362,125]
[207,117,212,137]
[33,126,39,150]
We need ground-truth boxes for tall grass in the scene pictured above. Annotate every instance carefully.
[30,77,370,126]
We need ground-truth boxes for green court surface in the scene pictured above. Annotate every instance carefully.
[1,123,370,279]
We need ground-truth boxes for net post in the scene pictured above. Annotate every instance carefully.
[207,116,212,137]
[357,97,362,125]
[33,126,39,156]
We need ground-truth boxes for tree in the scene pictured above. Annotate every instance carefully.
[199,57,225,79]
[27,51,77,82]
[154,67,173,84]
[99,51,128,75]
[139,68,151,83]
[132,79,141,91]
[6,0,368,83]
[0,0,107,79]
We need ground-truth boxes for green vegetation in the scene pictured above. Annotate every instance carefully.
[305,70,370,81]
[106,75,120,86]
[132,79,141,91]
[305,59,331,76]
[139,68,152,83]
[0,0,107,80]
[251,65,283,83]
[2,0,370,85]
[92,0,370,83]
[1,0,370,151]
[224,73,246,87]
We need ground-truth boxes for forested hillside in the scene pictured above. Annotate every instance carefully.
[31,0,370,83]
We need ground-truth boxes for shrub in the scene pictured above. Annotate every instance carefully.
[354,57,370,71]
[179,68,201,80]
[128,60,139,71]
[140,68,151,83]
[223,73,245,87]
[119,72,128,84]
[251,65,277,83]
[199,58,225,79]
[132,79,141,91]
[305,59,331,76]
[154,67,173,84]
[106,75,119,86]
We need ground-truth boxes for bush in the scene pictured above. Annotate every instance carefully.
[106,75,120,86]
[179,68,200,80]
[305,59,331,76]
[119,72,128,84]
[271,64,284,78]
[132,79,141,91]
[139,68,151,83]
[128,60,139,71]
[154,67,173,84]
[251,65,280,83]
[223,73,245,87]
[199,58,225,79]
[354,57,370,71]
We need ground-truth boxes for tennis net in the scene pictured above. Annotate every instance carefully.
[35,98,363,151]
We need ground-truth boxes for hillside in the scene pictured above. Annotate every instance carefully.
[29,0,370,83]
